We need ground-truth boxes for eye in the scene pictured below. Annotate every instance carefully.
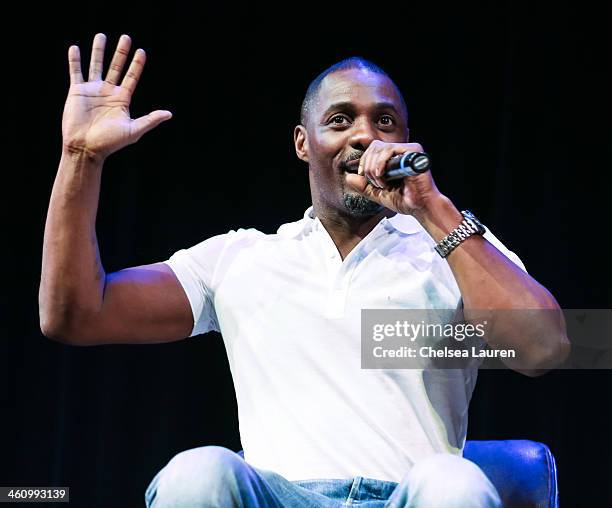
[329,114,350,125]
[379,115,395,126]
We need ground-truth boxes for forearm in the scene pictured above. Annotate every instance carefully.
[39,149,106,338]
[413,194,569,372]
[413,194,553,308]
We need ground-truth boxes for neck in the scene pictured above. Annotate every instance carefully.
[313,203,395,260]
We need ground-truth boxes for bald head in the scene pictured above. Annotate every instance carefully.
[300,57,408,126]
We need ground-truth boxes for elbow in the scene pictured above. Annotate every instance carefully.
[39,313,75,345]
[39,302,67,341]
[515,334,571,377]
[39,307,94,346]
[39,317,61,341]
[39,291,66,341]
[38,285,104,345]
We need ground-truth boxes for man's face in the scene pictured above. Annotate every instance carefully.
[296,68,409,217]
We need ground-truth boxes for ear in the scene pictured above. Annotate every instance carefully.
[405,127,410,143]
[294,125,309,163]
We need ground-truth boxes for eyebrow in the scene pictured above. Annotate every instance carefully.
[320,101,401,119]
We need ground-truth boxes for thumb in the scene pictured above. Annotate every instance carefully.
[131,110,173,140]
[346,173,386,205]
[346,173,374,195]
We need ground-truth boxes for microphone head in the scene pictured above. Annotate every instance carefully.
[385,152,432,181]
[404,152,431,173]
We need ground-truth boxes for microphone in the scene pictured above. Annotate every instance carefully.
[384,152,431,180]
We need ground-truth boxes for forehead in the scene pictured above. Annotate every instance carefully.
[315,68,403,111]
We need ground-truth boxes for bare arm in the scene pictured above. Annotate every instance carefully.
[347,140,570,376]
[39,33,192,345]
[411,194,570,376]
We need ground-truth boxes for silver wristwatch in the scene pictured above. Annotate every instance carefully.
[434,210,486,258]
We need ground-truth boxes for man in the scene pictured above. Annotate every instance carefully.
[40,33,569,507]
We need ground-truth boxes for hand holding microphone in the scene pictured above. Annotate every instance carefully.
[384,151,431,180]
[346,141,440,215]
[362,149,431,189]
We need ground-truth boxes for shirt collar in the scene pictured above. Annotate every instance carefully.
[288,206,422,236]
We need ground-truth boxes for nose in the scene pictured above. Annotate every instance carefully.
[348,117,378,151]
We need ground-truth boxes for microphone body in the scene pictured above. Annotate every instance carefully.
[384,152,431,180]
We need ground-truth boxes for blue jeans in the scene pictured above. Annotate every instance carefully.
[145,446,501,507]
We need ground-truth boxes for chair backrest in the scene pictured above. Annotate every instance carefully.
[463,439,559,508]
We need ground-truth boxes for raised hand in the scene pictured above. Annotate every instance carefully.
[62,33,172,162]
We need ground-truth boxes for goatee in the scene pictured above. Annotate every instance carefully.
[343,193,383,217]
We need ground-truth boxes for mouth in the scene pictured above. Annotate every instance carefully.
[342,157,361,174]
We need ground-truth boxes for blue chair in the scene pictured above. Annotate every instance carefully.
[238,439,559,507]
[464,440,559,507]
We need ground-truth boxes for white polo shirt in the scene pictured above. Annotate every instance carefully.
[164,207,525,482]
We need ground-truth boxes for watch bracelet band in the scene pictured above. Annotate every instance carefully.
[434,211,484,258]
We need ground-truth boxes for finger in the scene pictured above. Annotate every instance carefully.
[358,140,375,176]
[105,34,132,85]
[360,169,378,189]
[121,48,146,95]
[367,149,382,188]
[364,174,380,189]
[131,110,173,141]
[346,173,386,202]
[373,148,394,188]
[358,155,366,176]
[68,45,83,84]
[408,142,424,153]
[376,143,424,187]
[358,145,373,178]
[364,143,385,188]
[88,33,107,81]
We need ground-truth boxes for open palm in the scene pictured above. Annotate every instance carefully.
[62,33,171,160]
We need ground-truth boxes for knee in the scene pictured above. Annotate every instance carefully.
[402,454,501,507]
[153,446,247,507]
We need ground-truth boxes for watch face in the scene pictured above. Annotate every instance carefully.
[462,210,486,234]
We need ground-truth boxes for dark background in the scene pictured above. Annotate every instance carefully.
[3,2,610,506]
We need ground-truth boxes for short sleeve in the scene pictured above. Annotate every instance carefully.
[164,233,231,337]
[164,228,262,337]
